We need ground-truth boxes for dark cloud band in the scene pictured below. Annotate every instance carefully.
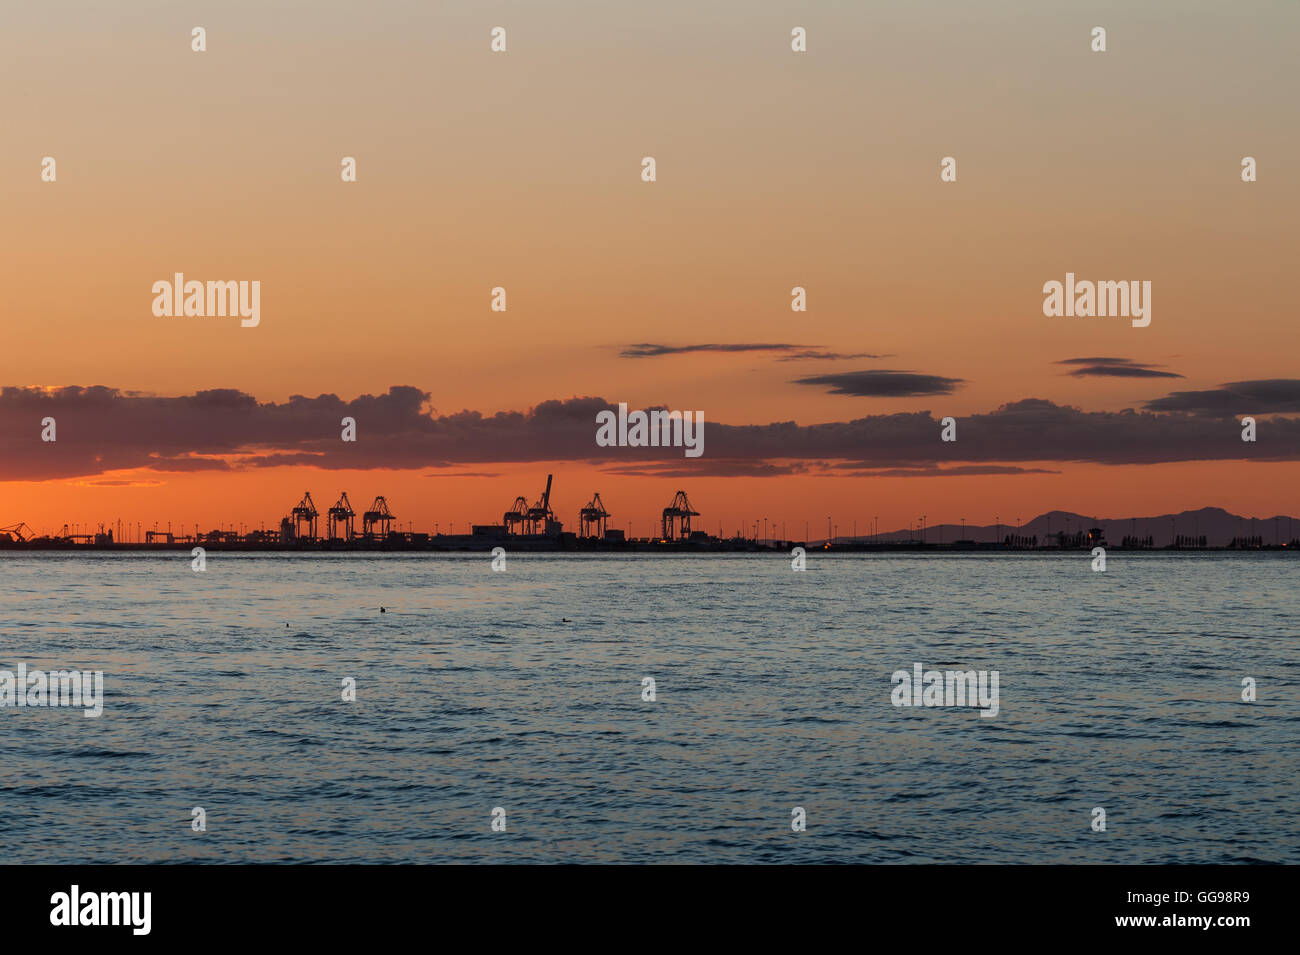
[2,384,1298,482]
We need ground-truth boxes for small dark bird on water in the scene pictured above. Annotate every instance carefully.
[380,606,387,613]
[561,617,571,623]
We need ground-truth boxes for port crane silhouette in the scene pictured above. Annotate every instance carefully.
[503,495,530,535]
[579,493,610,538]
[0,522,34,543]
[524,475,556,536]
[327,492,356,541]
[661,490,699,540]
[291,492,319,540]
[362,496,395,539]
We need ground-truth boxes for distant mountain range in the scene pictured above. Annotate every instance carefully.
[837,507,1300,548]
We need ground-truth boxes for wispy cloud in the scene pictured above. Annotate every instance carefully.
[776,350,888,362]
[620,343,812,358]
[600,460,812,478]
[1144,379,1300,416]
[66,477,168,488]
[1056,357,1182,379]
[792,369,964,397]
[828,464,1060,477]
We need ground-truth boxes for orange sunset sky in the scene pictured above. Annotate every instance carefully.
[2,1,1298,538]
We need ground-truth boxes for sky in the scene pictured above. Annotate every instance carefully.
[2,1,1298,538]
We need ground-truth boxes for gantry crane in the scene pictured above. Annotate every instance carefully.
[291,492,319,540]
[0,522,34,543]
[327,492,356,541]
[579,493,610,538]
[503,495,529,535]
[362,496,395,539]
[524,474,556,535]
[661,490,699,540]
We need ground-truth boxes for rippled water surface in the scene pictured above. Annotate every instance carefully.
[0,551,1296,863]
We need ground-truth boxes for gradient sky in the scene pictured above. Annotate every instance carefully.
[2,1,1298,537]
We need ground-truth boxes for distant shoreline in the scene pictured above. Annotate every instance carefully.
[0,539,1293,555]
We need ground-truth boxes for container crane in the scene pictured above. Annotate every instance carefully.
[291,492,319,540]
[503,495,529,535]
[579,493,610,538]
[525,474,556,535]
[327,492,356,541]
[661,490,699,540]
[362,496,395,539]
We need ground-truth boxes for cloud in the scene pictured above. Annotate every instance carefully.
[776,351,889,362]
[792,369,964,397]
[1056,357,1183,379]
[0,384,444,481]
[620,343,812,358]
[600,460,812,478]
[2,385,1299,483]
[693,397,1299,467]
[1144,379,1300,416]
[619,343,888,363]
[828,464,1060,477]
[67,477,167,488]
